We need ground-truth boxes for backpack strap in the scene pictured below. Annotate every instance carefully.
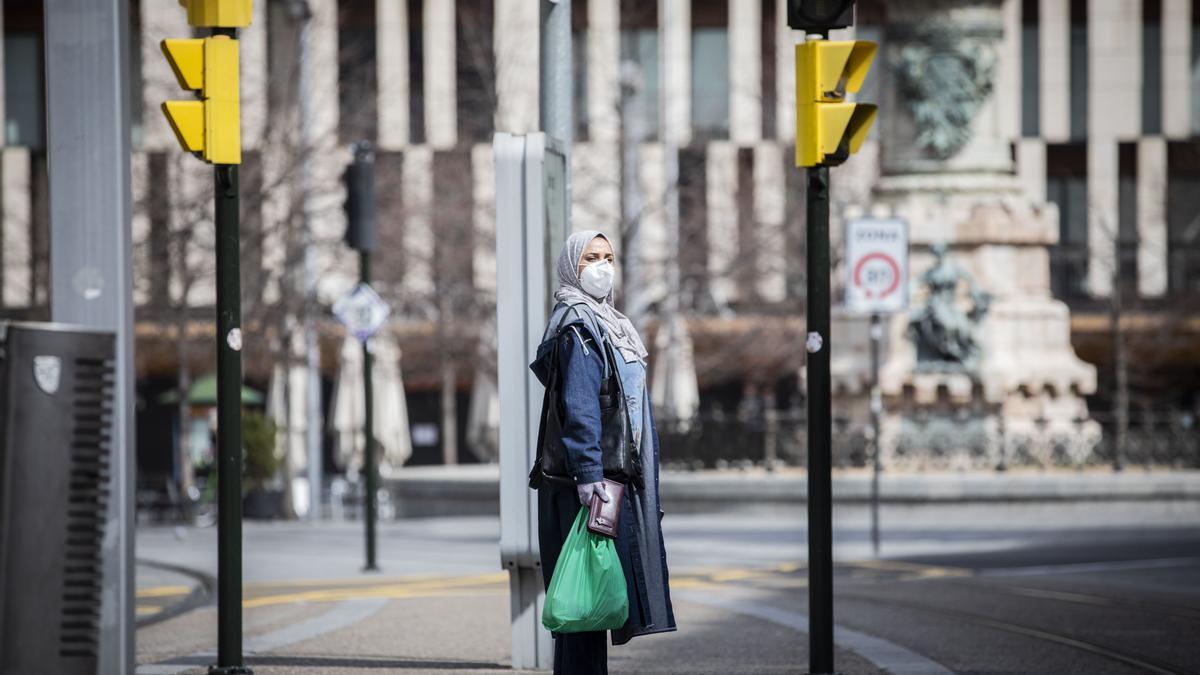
[553,302,612,381]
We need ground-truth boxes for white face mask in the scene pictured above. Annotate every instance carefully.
[579,260,615,299]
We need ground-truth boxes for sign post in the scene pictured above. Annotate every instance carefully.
[845,216,908,556]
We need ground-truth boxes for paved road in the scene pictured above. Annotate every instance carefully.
[135,501,1200,674]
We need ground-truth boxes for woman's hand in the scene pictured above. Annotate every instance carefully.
[576,481,611,506]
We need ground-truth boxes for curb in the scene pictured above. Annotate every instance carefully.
[380,466,1200,516]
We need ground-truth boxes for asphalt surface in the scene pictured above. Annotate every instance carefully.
[134,501,1200,674]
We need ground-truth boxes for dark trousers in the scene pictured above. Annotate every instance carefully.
[553,631,608,674]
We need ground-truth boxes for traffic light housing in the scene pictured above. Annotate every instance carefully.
[787,0,855,33]
[160,36,241,165]
[179,0,253,28]
[795,39,877,168]
[343,143,377,252]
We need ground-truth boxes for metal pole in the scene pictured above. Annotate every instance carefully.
[213,157,250,673]
[43,1,135,671]
[362,250,378,571]
[540,0,572,151]
[869,312,882,557]
[806,165,834,675]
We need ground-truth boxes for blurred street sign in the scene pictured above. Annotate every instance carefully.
[846,217,908,314]
[333,283,390,342]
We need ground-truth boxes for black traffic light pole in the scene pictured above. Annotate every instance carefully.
[789,4,859,674]
[806,165,835,675]
[361,247,378,571]
[211,26,251,675]
[344,141,379,572]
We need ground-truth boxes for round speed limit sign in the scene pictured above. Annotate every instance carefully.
[853,252,901,299]
[846,218,908,314]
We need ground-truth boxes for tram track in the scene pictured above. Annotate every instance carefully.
[838,590,1198,675]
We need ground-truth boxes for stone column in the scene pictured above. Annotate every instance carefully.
[425,0,457,149]
[241,0,268,150]
[1089,0,1140,139]
[1162,0,1192,138]
[997,0,1021,141]
[403,147,434,297]
[140,1,192,151]
[706,143,738,305]
[1087,137,1117,297]
[1039,0,1070,141]
[494,0,538,134]
[473,143,496,294]
[377,0,410,149]
[662,0,690,146]
[754,142,786,303]
[0,7,6,143]
[728,0,760,144]
[1137,137,1168,296]
[1,148,32,307]
[588,0,620,143]
[775,0,798,141]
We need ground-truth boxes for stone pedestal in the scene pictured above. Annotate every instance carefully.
[829,0,1099,468]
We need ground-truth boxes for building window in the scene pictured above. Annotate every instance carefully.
[1068,0,1088,140]
[1047,143,1089,299]
[678,147,708,310]
[130,0,144,148]
[409,0,425,144]
[1191,0,1200,135]
[1167,141,1200,294]
[3,2,45,148]
[1143,0,1163,135]
[574,0,589,142]
[1021,0,1040,137]
[456,0,495,144]
[1117,143,1138,297]
[691,0,729,141]
[620,0,659,141]
[760,0,776,139]
[338,0,379,143]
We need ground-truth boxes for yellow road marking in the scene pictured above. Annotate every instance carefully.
[136,585,192,598]
[136,606,162,616]
[242,573,508,609]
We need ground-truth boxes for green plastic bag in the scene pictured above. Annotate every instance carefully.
[542,507,629,633]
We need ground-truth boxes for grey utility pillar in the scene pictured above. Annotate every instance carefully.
[496,133,569,669]
[43,1,136,673]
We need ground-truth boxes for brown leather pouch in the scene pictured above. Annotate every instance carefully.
[587,479,625,538]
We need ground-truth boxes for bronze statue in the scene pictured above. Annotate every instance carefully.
[908,243,992,373]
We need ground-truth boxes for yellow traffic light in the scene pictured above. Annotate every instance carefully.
[161,36,241,165]
[179,0,253,28]
[795,38,877,168]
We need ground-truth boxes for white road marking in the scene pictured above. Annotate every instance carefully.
[978,556,1200,578]
[134,597,388,674]
[677,590,954,675]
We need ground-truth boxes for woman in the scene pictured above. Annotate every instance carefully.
[530,230,677,674]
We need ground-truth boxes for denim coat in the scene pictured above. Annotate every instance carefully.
[530,302,677,645]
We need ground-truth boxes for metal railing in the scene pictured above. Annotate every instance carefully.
[658,408,1200,471]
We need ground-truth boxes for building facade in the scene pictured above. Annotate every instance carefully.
[2,0,1198,473]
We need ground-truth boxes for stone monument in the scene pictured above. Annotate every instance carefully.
[831,0,1099,469]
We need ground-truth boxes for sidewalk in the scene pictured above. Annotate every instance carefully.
[383,465,1200,516]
